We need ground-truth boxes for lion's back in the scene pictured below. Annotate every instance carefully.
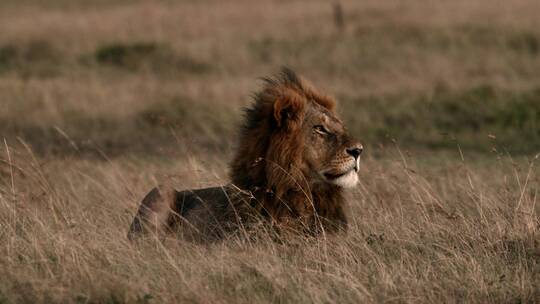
[174,185,256,241]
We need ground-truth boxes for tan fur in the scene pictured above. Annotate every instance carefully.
[128,68,363,241]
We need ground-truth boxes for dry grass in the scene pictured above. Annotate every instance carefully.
[1,0,539,303]
[1,147,538,303]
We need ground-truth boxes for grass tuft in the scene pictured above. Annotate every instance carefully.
[94,42,211,76]
[0,41,63,77]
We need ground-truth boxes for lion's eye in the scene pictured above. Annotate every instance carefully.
[314,125,329,135]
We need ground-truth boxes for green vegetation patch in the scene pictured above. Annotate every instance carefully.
[248,26,540,78]
[2,85,539,157]
[1,96,238,157]
[94,42,211,75]
[0,41,63,77]
[341,85,540,153]
[141,97,237,130]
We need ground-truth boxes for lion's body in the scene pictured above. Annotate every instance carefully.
[128,185,255,241]
[128,68,363,241]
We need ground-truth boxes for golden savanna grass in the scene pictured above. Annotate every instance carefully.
[1,0,539,303]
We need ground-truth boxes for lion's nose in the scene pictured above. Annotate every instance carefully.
[346,146,363,159]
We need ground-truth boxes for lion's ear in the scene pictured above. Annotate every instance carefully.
[273,93,304,128]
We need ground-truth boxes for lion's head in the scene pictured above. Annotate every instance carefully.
[231,68,362,208]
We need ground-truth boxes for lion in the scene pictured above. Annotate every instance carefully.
[128,68,363,241]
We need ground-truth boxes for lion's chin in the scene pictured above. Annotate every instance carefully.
[323,170,358,188]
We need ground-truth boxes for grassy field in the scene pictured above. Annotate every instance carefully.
[0,0,539,303]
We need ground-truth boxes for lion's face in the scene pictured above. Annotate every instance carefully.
[231,68,363,195]
[301,101,363,188]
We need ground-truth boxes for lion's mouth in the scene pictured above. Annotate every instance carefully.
[324,161,360,179]
[324,171,350,180]
[320,169,358,188]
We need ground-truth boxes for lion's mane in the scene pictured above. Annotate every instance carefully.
[230,68,347,232]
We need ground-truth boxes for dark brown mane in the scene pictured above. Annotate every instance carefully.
[230,68,346,232]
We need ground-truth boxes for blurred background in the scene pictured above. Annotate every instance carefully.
[1,0,539,160]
